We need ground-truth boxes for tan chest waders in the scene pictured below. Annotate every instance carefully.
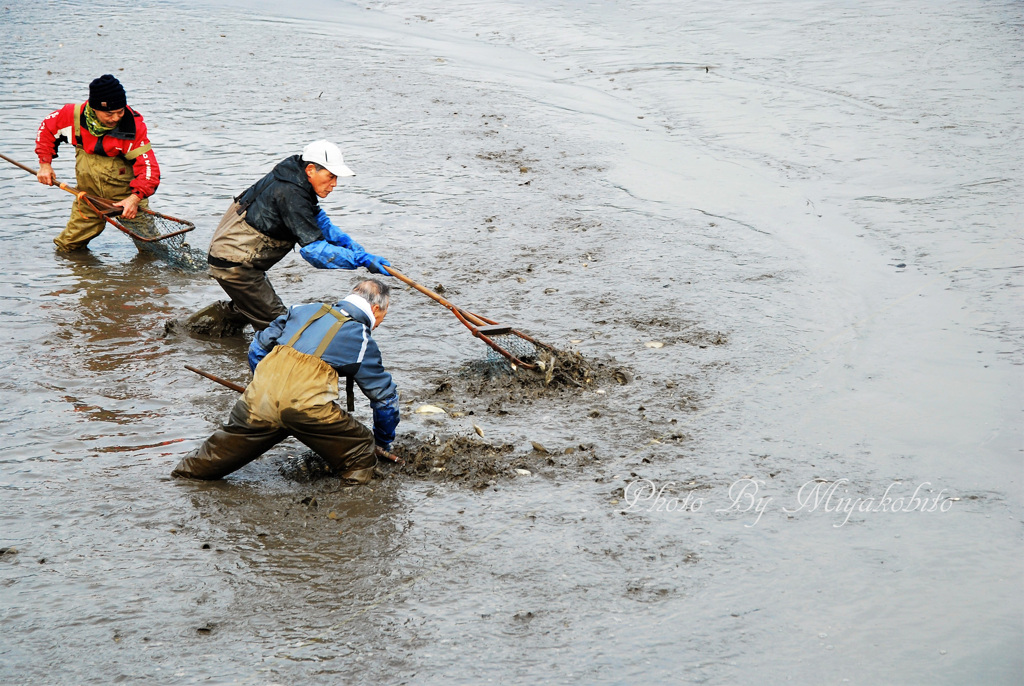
[208,201,293,271]
[283,304,357,412]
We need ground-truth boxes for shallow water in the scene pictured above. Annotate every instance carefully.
[0,0,1021,683]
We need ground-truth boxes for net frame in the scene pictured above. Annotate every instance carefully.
[364,265,558,371]
[449,305,554,371]
[80,193,194,243]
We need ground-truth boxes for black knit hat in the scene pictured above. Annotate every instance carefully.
[89,74,126,111]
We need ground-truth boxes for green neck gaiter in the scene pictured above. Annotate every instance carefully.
[83,104,116,137]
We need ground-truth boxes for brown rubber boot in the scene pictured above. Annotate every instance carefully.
[184,300,249,337]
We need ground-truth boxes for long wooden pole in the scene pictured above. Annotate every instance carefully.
[383,265,489,327]
[381,265,543,370]
[0,152,120,212]
[184,365,247,393]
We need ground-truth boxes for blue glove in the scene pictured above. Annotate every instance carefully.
[371,392,400,447]
[248,340,271,372]
[364,255,392,275]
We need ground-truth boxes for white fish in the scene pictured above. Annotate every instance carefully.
[414,404,447,414]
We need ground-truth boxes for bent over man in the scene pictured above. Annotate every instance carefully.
[172,279,400,485]
[35,74,160,251]
[191,140,391,334]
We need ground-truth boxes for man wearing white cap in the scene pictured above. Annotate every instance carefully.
[189,140,391,334]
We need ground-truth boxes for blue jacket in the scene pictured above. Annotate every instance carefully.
[249,299,400,447]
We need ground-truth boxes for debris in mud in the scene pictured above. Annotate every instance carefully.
[279,453,335,482]
[476,146,536,173]
[554,216,601,233]
[0,547,18,557]
[625,578,676,603]
[441,346,630,407]
[628,316,728,348]
[385,435,595,487]
[393,435,515,486]
[279,436,597,488]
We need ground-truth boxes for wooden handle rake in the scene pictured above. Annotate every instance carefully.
[383,265,551,370]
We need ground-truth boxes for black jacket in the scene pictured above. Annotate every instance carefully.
[235,155,323,246]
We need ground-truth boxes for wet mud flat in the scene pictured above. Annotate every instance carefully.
[0,0,1020,683]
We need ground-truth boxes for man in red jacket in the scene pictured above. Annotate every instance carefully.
[35,74,161,251]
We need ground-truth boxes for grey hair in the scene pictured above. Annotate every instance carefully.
[306,161,327,173]
[352,279,391,310]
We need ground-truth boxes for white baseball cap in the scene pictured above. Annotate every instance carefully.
[301,140,355,177]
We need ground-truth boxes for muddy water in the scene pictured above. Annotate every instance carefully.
[1,0,1021,683]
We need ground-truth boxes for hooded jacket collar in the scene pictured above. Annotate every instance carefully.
[338,295,374,327]
[272,154,316,196]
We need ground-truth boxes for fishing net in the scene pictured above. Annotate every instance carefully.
[113,211,207,272]
[454,315,549,372]
[83,197,207,273]
[469,339,608,389]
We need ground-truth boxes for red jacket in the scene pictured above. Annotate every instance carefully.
[35,102,160,198]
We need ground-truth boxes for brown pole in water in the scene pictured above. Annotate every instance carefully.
[0,152,42,176]
[184,365,247,393]
[183,365,402,464]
